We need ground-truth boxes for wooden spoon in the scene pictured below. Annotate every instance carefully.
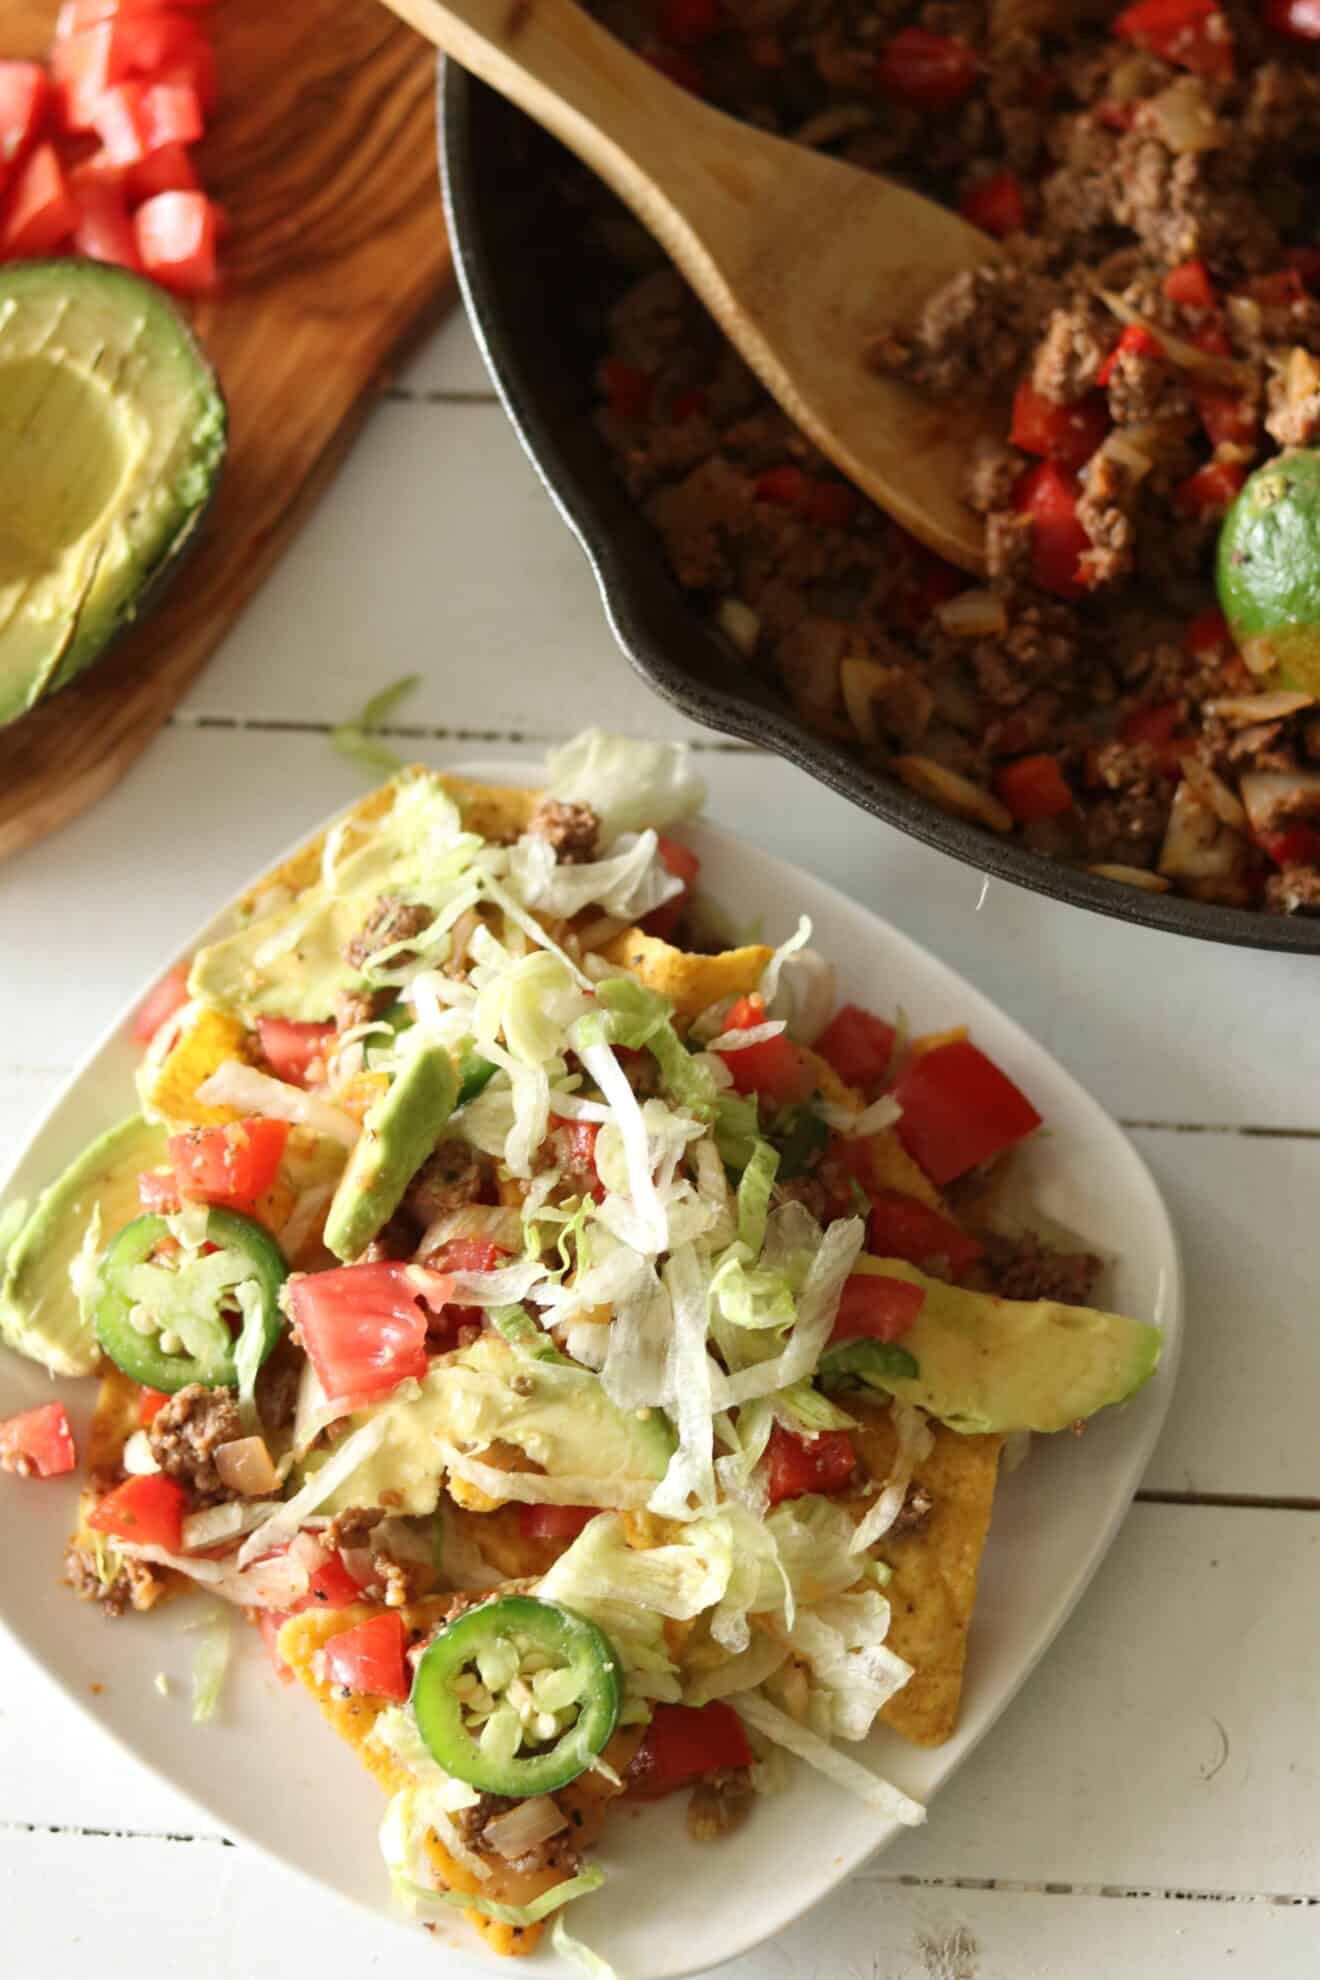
[382,0,999,572]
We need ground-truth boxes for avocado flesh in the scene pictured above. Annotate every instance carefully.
[309,1335,676,1516]
[847,1255,1161,1434]
[324,1044,459,1261]
[1217,450,1320,695]
[1,1113,168,1376]
[0,260,226,726]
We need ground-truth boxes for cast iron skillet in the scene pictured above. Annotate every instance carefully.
[439,62,1320,955]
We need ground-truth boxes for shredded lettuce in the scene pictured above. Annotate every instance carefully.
[649,1242,717,1518]
[713,1215,864,1409]
[329,675,419,776]
[381,1789,605,1924]
[784,1591,912,1741]
[187,1605,232,1725]
[714,1090,761,1170]
[734,1692,925,1825]
[539,1510,733,1620]
[233,1280,268,1434]
[736,1140,780,1256]
[510,828,681,922]
[545,730,705,844]
[552,1913,620,1980]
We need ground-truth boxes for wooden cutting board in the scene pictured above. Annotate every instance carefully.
[0,0,455,861]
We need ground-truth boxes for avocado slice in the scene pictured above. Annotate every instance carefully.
[840,1255,1161,1434]
[323,1044,459,1261]
[309,1334,676,1516]
[1,1113,168,1376]
[1217,449,1320,694]
[0,260,226,726]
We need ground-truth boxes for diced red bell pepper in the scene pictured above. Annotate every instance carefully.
[132,962,191,1043]
[133,188,219,294]
[1162,259,1217,311]
[887,523,966,630]
[994,752,1075,823]
[599,358,653,419]
[125,139,199,199]
[138,1386,170,1427]
[142,79,203,150]
[1013,462,1091,601]
[92,81,151,165]
[641,833,701,941]
[715,993,813,1104]
[88,1473,188,1551]
[1120,701,1195,779]
[288,1261,444,1403]
[875,27,978,110]
[1,142,77,257]
[865,1190,984,1277]
[1009,383,1109,471]
[1193,386,1257,451]
[1113,0,1235,78]
[0,63,50,180]
[630,1701,753,1796]
[755,465,860,526]
[518,1504,598,1542]
[0,1402,77,1478]
[424,1235,509,1338]
[1096,324,1163,389]
[958,169,1026,238]
[70,160,141,268]
[765,1422,856,1505]
[257,1608,295,1684]
[1255,822,1320,868]
[169,1117,289,1207]
[1265,0,1320,35]
[1246,268,1307,311]
[257,1016,336,1086]
[296,1548,367,1611]
[659,0,720,43]
[893,1039,1042,1186]
[1173,459,1246,518]
[322,1612,409,1701]
[1184,606,1232,658]
[814,1003,897,1092]
[830,1271,927,1343]
[138,1168,182,1214]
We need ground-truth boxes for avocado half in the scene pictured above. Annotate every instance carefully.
[0,258,227,727]
[1217,449,1320,696]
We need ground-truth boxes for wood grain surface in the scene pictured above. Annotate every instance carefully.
[0,0,455,862]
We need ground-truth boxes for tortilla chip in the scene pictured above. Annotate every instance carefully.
[850,1401,1002,1747]
[279,1599,640,1958]
[144,1007,250,1128]
[599,929,775,1020]
[862,1126,948,1213]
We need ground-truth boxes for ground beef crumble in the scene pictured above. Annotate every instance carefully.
[343,894,435,971]
[527,796,601,862]
[147,1383,243,1505]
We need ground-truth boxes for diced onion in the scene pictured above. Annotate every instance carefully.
[195,1062,358,1147]
[482,1797,570,1860]
[121,1429,160,1476]
[791,105,877,147]
[1206,691,1313,726]
[1157,781,1246,881]
[182,1499,283,1552]
[1087,864,1172,892]
[840,657,895,746]
[237,1415,390,1567]
[1239,769,1320,836]
[891,755,1013,833]
[717,598,761,655]
[214,1436,279,1498]
[1145,77,1222,154]
[436,1440,657,1510]
[1179,755,1246,832]
[934,588,1007,638]
[1098,290,1252,387]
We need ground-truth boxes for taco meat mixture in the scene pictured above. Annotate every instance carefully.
[588,0,1320,915]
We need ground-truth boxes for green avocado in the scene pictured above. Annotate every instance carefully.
[0,260,226,727]
[1217,449,1320,694]
[310,1334,676,1517]
[323,1044,459,1261]
[842,1255,1161,1434]
[1,1113,168,1376]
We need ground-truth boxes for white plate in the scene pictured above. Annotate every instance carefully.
[0,760,1182,1979]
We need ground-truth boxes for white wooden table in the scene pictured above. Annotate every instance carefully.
[3,308,1319,1980]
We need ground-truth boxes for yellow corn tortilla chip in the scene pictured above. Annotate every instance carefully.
[143,1007,250,1128]
[598,929,775,1020]
[279,1598,641,1958]
[850,1400,1002,1747]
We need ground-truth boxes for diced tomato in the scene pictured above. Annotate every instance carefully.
[298,1548,366,1611]
[958,169,1026,238]
[1,142,77,256]
[69,159,140,267]
[642,833,702,941]
[142,78,203,149]
[642,41,707,92]
[893,1039,1042,1186]
[287,1261,443,1403]
[659,0,720,42]
[138,1386,170,1427]
[427,1236,508,1276]
[875,27,978,109]
[132,962,191,1043]
[1009,383,1109,470]
[1096,323,1163,389]
[126,139,198,199]
[107,14,216,103]
[0,1402,76,1479]
[599,358,653,419]
[138,1168,181,1214]
[630,1701,753,1796]
[1265,0,1320,35]
[765,1422,856,1506]
[1012,461,1091,601]
[865,1190,984,1277]
[1256,822,1320,868]
[134,188,218,294]
[257,1016,335,1086]
[88,1473,188,1550]
[830,1271,927,1343]
[1113,0,1234,78]
[814,1003,896,1092]
[518,1504,598,1542]
[91,80,151,164]
[994,752,1075,823]
[257,1608,294,1684]
[558,1119,605,1202]
[1173,459,1246,518]
[50,26,113,131]
[755,465,860,526]
[1193,385,1257,450]
[1120,701,1195,779]
[715,993,813,1104]
[169,1117,289,1207]
[0,63,50,179]
[1162,259,1217,311]
[322,1612,409,1701]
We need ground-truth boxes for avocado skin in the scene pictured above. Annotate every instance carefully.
[1217,450,1320,693]
[847,1255,1161,1434]
[0,260,227,728]
[2,1113,169,1376]
[324,1045,459,1261]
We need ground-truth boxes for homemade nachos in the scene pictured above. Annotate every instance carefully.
[0,733,1161,1969]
